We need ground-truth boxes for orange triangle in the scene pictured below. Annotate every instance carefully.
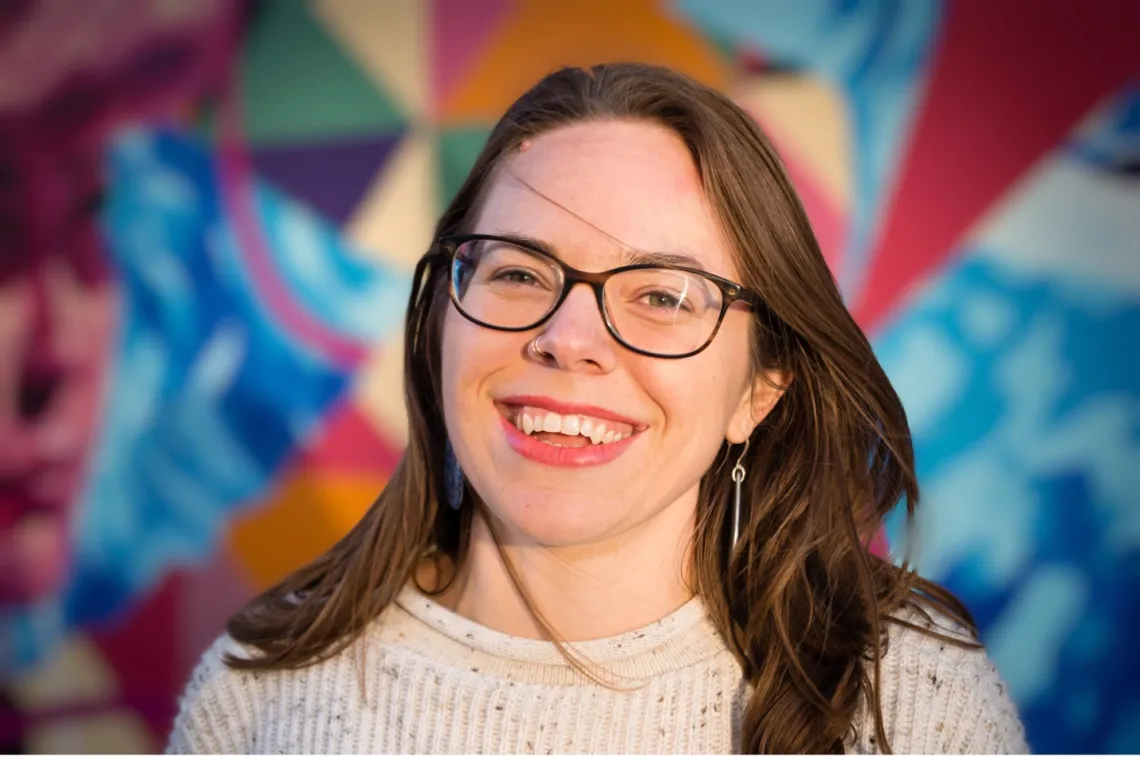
[441,0,727,123]
[227,468,387,589]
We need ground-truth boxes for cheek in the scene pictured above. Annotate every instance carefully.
[440,306,515,428]
[648,327,752,441]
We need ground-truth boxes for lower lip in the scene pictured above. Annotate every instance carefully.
[500,416,639,468]
[0,469,77,529]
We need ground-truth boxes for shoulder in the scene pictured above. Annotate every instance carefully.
[853,603,1030,754]
[166,607,409,754]
[166,634,265,754]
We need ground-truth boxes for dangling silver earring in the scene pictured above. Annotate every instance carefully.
[731,439,750,548]
[444,439,464,510]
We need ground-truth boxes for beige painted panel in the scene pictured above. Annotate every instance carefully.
[12,636,117,709]
[736,75,852,211]
[311,0,428,120]
[345,130,437,267]
[29,708,155,754]
[354,336,408,445]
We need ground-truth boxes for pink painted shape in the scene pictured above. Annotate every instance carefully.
[778,150,847,278]
[178,547,255,675]
[868,527,889,560]
[432,0,516,116]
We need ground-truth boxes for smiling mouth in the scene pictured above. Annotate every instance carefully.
[499,404,637,447]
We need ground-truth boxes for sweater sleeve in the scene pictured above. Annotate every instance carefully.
[944,648,1029,754]
[862,609,1030,754]
[166,635,260,754]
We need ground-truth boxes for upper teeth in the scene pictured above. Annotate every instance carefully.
[512,407,633,445]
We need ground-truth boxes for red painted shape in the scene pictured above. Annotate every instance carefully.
[297,398,405,478]
[87,573,184,744]
[854,0,1140,332]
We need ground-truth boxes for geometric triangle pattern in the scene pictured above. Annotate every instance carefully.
[312,0,432,121]
[239,0,405,145]
[344,132,438,267]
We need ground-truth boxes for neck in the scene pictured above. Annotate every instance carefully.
[433,501,697,642]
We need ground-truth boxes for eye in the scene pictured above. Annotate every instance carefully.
[641,289,693,312]
[489,267,543,286]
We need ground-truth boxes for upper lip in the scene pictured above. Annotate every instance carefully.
[496,395,647,430]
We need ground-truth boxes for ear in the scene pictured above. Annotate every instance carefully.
[725,370,789,445]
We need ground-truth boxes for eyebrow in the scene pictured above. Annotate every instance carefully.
[490,231,711,273]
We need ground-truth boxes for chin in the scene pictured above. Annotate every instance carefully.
[0,510,71,606]
[485,491,632,548]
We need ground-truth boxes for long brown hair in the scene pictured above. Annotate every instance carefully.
[226,63,973,753]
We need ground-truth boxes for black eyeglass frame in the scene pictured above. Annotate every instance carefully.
[414,233,774,359]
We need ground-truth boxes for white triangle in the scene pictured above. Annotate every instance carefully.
[353,336,408,446]
[969,150,1140,294]
[344,130,437,268]
[311,0,428,120]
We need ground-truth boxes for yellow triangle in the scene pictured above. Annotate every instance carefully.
[311,0,429,120]
[11,636,117,709]
[736,75,852,212]
[344,130,437,268]
[28,709,156,754]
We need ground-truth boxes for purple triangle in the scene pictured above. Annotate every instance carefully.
[251,134,403,225]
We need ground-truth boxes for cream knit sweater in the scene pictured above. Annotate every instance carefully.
[167,587,1028,754]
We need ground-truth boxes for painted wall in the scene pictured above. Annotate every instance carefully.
[1,0,1137,752]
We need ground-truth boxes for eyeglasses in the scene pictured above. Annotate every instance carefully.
[415,234,767,359]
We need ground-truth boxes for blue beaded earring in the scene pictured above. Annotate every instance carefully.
[444,439,464,510]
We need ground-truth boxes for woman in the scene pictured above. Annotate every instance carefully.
[168,63,1027,754]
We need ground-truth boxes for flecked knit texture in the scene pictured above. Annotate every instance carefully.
[167,588,1028,754]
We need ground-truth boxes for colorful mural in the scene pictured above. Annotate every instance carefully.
[1,0,1136,752]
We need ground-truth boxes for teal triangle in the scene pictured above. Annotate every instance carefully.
[240,1,404,146]
[438,126,494,211]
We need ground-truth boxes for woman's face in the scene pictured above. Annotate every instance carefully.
[0,251,116,604]
[441,120,778,549]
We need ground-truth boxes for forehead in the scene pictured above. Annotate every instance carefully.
[473,120,738,277]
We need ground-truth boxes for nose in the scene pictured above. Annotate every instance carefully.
[531,283,618,374]
[8,261,75,423]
